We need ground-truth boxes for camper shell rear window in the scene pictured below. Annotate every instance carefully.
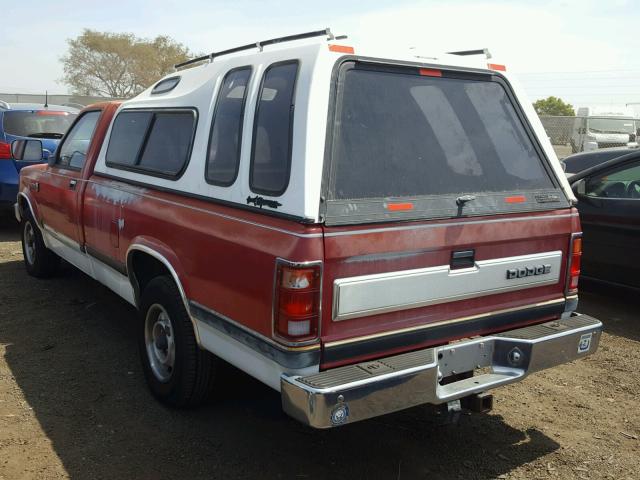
[323,61,568,225]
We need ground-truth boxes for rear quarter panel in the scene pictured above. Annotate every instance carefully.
[83,176,324,338]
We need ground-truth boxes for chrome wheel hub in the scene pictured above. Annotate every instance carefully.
[144,304,175,383]
[24,222,36,265]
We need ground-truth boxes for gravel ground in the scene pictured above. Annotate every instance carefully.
[0,220,638,480]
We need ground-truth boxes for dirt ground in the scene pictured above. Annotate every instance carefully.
[0,219,638,480]
[552,144,573,160]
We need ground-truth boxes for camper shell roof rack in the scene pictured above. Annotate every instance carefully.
[448,48,492,59]
[175,28,336,70]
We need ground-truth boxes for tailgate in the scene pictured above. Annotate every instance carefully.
[320,209,577,368]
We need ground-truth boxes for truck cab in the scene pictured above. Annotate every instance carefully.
[14,30,602,428]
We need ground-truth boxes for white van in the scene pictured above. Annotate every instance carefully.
[571,106,639,153]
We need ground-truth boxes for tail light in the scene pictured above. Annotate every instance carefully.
[36,111,69,116]
[0,141,11,160]
[566,233,582,295]
[273,259,322,345]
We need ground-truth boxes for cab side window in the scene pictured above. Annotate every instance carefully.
[250,61,299,196]
[586,161,640,199]
[206,67,251,186]
[106,109,196,178]
[57,110,101,169]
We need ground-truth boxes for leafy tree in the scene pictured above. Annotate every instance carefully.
[533,96,575,116]
[61,30,191,98]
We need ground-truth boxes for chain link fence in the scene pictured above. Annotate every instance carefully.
[539,115,639,159]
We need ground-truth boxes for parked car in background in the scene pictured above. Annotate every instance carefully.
[570,106,639,153]
[570,151,640,290]
[0,102,78,214]
[562,146,637,176]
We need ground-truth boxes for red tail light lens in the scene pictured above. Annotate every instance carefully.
[274,261,322,344]
[0,141,11,160]
[567,234,582,294]
[36,110,69,116]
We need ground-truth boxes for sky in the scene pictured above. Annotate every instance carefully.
[2,0,640,110]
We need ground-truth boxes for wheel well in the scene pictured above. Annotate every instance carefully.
[128,250,173,306]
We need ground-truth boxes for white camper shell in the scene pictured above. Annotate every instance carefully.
[95,29,575,221]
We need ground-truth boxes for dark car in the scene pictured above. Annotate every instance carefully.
[562,146,637,176]
[570,151,640,289]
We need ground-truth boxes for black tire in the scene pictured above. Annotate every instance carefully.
[21,211,59,278]
[139,275,216,408]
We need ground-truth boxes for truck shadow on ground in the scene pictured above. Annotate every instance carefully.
[0,224,560,479]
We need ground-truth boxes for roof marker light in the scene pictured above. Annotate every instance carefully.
[419,68,442,77]
[328,44,354,54]
[488,63,506,71]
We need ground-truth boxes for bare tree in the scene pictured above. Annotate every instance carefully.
[61,30,191,98]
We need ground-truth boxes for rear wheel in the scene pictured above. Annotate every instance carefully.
[139,275,216,407]
[21,212,59,278]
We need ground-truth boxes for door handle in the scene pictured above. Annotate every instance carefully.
[69,179,77,190]
[451,249,476,270]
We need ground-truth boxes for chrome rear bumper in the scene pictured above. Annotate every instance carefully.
[281,313,602,428]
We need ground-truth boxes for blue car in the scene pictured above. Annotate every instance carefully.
[0,102,78,214]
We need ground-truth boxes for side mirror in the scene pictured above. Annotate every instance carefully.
[11,139,44,162]
[573,178,586,195]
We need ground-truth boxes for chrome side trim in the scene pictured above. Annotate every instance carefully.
[13,202,21,222]
[195,319,319,392]
[324,212,578,238]
[281,313,603,428]
[16,192,37,225]
[190,301,320,367]
[324,297,566,349]
[562,294,579,319]
[87,254,136,306]
[333,251,563,321]
[125,244,202,346]
[42,224,82,251]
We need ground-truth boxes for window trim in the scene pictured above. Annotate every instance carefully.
[249,60,300,197]
[205,66,253,187]
[105,107,198,180]
[53,109,103,171]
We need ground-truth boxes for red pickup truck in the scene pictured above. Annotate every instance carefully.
[12,32,602,428]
